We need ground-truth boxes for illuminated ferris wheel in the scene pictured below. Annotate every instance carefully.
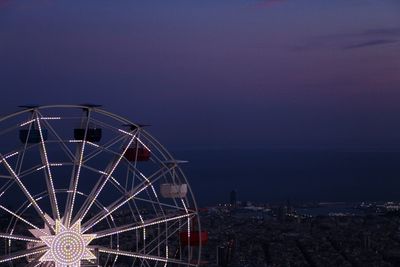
[0,105,205,267]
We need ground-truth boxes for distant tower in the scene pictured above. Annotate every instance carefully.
[217,246,228,267]
[363,232,371,250]
[277,205,287,223]
[286,199,294,214]
[230,190,237,207]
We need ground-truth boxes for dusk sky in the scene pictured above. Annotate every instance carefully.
[1,0,399,150]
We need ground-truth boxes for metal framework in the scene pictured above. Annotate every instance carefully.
[0,105,201,266]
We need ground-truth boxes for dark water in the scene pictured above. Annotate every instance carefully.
[172,149,400,206]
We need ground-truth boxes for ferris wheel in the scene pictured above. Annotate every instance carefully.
[0,105,205,267]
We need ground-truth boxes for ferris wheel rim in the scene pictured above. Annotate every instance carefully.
[0,105,202,266]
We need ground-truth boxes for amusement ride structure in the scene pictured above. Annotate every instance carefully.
[0,105,206,266]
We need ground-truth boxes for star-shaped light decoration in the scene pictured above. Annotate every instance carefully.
[38,220,96,267]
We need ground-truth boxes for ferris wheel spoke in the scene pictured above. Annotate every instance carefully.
[64,110,92,227]
[38,113,75,161]
[0,246,47,263]
[35,116,60,221]
[0,179,14,198]
[82,132,131,165]
[0,123,20,137]
[1,163,47,195]
[138,258,152,267]
[64,144,82,226]
[83,164,128,196]
[81,149,154,199]
[14,113,36,176]
[92,212,194,239]
[26,258,42,267]
[95,246,197,266]
[0,232,41,243]
[133,196,187,212]
[64,143,83,226]
[137,132,170,168]
[0,205,46,233]
[0,155,54,232]
[74,134,137,222]
[19,164,44,178]
[136,165,164,220]
[81,165,175,231]
[139,219,181,255]
[126,136,140,192]
[82,188,148,232]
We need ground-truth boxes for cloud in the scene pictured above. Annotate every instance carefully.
[343,39,399,50]
[361,27,400,37]
[291,27,400,52]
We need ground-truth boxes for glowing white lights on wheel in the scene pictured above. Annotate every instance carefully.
[38,220,96,267]
[0,105,202,266]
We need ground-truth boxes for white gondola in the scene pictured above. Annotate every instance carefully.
[160,183,188,198]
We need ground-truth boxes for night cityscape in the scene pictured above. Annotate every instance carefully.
[1,0,400,266]
[200,196,400,267]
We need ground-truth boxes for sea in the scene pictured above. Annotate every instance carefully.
[172,148,400,207]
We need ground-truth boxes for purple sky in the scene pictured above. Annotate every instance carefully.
[0,0,399,150]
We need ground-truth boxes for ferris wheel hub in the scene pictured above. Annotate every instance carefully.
[39,220,96,267]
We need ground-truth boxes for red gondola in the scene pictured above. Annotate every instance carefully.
[124,147,151,161]
[180,231,208,246]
